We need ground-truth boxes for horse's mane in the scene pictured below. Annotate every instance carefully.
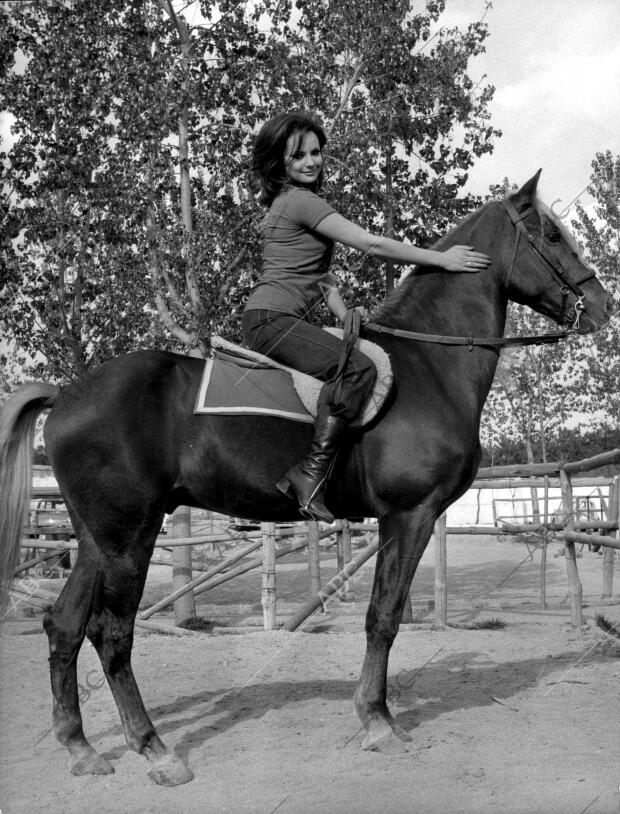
[370,200,495,324]
[369,263,418,324]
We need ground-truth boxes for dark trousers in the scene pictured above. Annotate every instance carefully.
[241,309,376,422]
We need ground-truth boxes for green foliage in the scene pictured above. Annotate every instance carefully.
[480,424,620,474]
[303,0,499,296]
[0,341,39,400]
[1,0,170,379]
[1,0,500,382]
[571,150,620,424]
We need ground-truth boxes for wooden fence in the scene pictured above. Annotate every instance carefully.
[432,468,619,629]
[17,451,620,631]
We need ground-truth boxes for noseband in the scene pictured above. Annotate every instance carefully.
[502,199,594,331]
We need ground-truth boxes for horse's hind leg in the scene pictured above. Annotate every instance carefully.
[84,531,194,787]
[43,532,114,776]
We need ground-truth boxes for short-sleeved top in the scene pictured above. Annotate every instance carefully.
[244,185,337,318]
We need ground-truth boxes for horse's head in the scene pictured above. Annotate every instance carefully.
[502,171,613,334]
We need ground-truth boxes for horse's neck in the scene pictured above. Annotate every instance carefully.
[378,205,508,338]
[374,205,510,412]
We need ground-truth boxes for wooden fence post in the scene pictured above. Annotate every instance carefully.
[335,519,354,601]
[171,506,196,625]
[434,513,448,628]
[306,521,321,597]
[602,477,618,598]
[559,469,583,627]
[540,476,550,610]
[261,522,277,630]
[335,519,344,572]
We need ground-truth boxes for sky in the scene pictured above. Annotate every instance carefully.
[438,0,620,211]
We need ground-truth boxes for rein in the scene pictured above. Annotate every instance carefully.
[364,199,592,352]
[363,322,568,352]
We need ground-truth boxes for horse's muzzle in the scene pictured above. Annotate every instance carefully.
[576,295,615,334]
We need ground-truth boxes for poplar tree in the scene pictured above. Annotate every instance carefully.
[571,150,620,427]
[1,0,500,381]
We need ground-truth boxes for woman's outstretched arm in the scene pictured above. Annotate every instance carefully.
[315,213,490,272]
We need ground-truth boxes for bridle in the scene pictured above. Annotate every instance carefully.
[502,198,594,332]
[364,199,594,351]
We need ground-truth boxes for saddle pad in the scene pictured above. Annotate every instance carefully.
[195,331,392,427]
[194,357,315,423]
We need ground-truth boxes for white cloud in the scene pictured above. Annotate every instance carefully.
[496,45,620,119]
[450,0,620,201]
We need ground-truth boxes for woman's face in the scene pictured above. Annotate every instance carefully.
[284,130,323,186]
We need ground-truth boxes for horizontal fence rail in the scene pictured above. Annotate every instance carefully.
[14,449,620,629]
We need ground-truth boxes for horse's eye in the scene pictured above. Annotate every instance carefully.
[545,230,561,244]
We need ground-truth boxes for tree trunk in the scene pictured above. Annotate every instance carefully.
[384,146,395,292]
[171,506,196,625]
[525,434,542,524]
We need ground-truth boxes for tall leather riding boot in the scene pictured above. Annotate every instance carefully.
[276,411,348,523]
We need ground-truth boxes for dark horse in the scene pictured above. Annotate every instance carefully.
[0,173,612,786]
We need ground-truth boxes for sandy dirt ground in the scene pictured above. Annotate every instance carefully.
[1,534,619,814]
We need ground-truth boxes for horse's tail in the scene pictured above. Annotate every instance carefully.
[0,383,58,619]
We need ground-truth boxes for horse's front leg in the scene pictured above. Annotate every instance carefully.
[354,506,437,753]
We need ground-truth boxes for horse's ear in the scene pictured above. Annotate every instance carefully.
[510,170,542,211]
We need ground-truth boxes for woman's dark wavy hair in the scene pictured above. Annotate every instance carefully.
[252,111,327,206]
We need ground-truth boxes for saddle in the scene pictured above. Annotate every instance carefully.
[194,328,392,428]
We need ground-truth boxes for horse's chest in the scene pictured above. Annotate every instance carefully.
[361,408,479,502]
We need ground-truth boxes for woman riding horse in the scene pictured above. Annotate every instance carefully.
[0,129,610,785]
[243,111,490,522]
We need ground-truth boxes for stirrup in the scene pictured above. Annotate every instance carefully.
[277,484,333,523]
[299,503,333,524]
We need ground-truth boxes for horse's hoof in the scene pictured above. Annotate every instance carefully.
[147,755,194,787]
[362,730,410,754]
[70,754,115,776]
[362,719,410,754]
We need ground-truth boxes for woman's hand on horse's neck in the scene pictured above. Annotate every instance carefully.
[372,203,508,339]
[316,213,489,272]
